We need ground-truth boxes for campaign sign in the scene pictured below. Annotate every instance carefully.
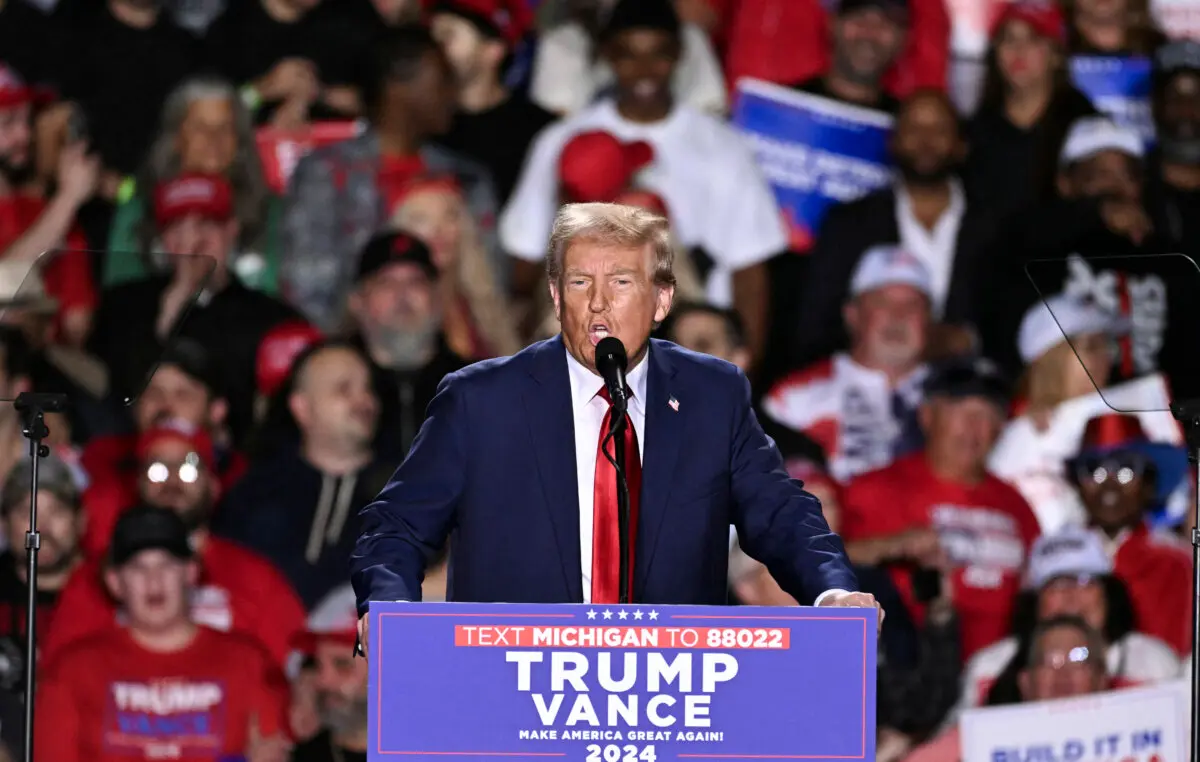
[368,602,877,760]
[961,679,1190,762]
[731,78,893,253]
[1070,57,1156,145]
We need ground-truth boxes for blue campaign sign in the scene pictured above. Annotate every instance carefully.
[368,602,877,760]
[1070,56,1156,145]
[731,78,893,253]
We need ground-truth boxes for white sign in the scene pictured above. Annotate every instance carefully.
[961,680,1191,762]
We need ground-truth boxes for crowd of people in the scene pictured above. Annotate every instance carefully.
[0,0,1197,759]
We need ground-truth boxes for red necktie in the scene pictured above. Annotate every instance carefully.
[591,387,641,604]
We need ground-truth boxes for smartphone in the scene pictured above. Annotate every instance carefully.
[911,566,943,603]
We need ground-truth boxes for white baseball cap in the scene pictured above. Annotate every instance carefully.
[1059,116,1144,166]
[1017,293,1129,364]
[1025,526,1113,589]
[849,245,933,299]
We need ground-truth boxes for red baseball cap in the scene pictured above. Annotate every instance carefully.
[431,0,533,47]
[559,131,655,203]
[135,419,216,469]
[0,63,52,109]
[256,320,323,399]
[154,174,234,228]
[989,0,1066,44]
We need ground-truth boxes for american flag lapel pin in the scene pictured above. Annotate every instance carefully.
[668,396,680,412]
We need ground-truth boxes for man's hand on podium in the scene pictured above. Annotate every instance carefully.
[357,614,369,658]
[816,590,885,632]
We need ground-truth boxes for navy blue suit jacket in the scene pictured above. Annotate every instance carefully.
[351,336,857,614]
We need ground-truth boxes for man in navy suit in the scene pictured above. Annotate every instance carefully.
[352,203,880,649]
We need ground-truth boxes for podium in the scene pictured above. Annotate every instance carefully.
[367,602,877,760]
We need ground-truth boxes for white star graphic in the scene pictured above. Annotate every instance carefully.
[602,609,614,620]
[586,609,597,620]
[648,610,659,620]
[632,610,644,620]
[618,610,629,620]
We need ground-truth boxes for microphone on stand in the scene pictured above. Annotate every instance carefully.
[595,337,632,605]
[596,338,629,418]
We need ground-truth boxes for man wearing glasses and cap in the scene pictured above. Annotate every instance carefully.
[841,356,1041,661]
[1067,413,1193,656]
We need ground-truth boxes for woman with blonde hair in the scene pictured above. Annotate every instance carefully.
[390,175,521,359]
[989,293,1184,533]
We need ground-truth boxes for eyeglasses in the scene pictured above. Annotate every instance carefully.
[1073,453,1150,486]
[145,452,202,484]
[1035,646,1093,671]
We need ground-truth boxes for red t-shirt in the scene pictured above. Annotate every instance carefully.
[1113,526,1193,656]
[0,194,96,313]
[842,453,1042,660]
[36,626,288,762]
[42,537,306,669]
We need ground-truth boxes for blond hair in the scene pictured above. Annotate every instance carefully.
[392,189,521,358]
[547,203,677,289]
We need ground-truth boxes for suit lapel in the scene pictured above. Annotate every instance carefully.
[522,336,583,602]
[636,342,683,598]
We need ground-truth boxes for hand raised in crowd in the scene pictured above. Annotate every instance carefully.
[56,141,100,207]
[1100,198,1153,245]
[288,667,323,742]
[893,526,947,569]
[245,716,292,762]
[257,57,320,104]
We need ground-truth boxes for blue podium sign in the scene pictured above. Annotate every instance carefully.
[368,602,877,760]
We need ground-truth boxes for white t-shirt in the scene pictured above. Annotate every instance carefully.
[499,99,787,307]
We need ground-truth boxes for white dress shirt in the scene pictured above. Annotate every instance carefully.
[895,179,966,317]
[564,347,846,607]
[566,347,649,603]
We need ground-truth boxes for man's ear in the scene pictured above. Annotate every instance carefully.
[288,391,309,429]
[653,285,675,324]
[207,397,229,429]
[730,347,752,373]
[843,301,860,334]
[1017,668,1032,700]
[918,401,935,434]
[1056,171,1073,199]
[103,567,122,602]
[549,278,562,320]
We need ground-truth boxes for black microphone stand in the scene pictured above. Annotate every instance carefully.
[1169,399,1200,762]
[12,391,67,762]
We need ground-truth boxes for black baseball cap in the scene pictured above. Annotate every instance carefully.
[924,356,1010,408]
[108,504,194,568]
[837,0,909,20]
[355,231,439,284]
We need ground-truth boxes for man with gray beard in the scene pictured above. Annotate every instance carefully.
[346,231,465,458]
[289,583,369,762]
[764,245,932,483]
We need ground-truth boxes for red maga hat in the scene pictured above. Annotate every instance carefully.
[154,174,234,228]
[989,0,1067,44]
[256,320,323,399]
[559,131,655,204]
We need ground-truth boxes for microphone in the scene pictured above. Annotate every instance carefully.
[595,337,629,417]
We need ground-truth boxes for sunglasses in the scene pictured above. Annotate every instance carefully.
[145,452,203,485]
[1072,452,1151,486]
